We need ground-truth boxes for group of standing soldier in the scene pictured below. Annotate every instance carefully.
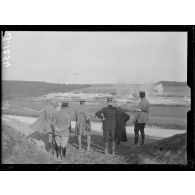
[31,91,150,159]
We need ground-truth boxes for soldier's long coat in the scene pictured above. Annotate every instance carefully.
[75,105,90,135]
[30,105,56,133]
[115,108,130,145]
[95,105,117,131]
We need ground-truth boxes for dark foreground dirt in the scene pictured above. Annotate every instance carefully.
[2,123,187,164]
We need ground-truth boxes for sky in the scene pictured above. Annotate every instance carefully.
[2,31,187,84]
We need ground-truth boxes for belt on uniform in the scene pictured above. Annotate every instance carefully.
[141,110,148,113]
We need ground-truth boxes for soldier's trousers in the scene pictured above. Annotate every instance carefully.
[55,136,69,148]
[134,123,145,145]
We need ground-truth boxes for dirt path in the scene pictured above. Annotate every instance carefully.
[47,134,157,164]
[3,114,186,138]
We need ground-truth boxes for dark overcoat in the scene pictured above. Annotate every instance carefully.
[95,105,117,131]
[115,108,130,145]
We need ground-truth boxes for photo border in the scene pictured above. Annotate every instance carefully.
[0,25,194,171]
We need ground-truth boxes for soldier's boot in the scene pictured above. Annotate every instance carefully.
[48,142,53,154]
[78,135,83,151]
[51,141,55,156]
[63,147,66,158]
[56,146,59,158]
[54,144,58,158]
[55,146,58,158]
[141,134,145,146]
[105,143,108,155]
[56,146,60,158]
[115,144,118,154]
[134,134,139,145]
[60,146,63,159]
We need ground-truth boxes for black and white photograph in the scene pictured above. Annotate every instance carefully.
[1,27,194,168]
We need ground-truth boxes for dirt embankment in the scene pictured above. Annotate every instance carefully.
[138,133,187,164]
[2,124,62,164]
[1,119,187,164]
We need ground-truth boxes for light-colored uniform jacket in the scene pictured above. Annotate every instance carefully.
[75,105,89,135]
[51,108,72,137]
[134,98,150,124]
[31,105,56,133]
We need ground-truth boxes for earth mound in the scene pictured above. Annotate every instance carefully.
[140,133,187,164]
[2,124,61,164]
[2,116,34,135]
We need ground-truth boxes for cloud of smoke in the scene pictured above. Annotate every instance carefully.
[114,77,164,101]
[114,78,134,97]
[155,83,164,95]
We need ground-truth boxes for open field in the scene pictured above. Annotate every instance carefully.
[2,80,90,100]
[3,99,189,129]
[2,80,190,130]
[2,80,188,164]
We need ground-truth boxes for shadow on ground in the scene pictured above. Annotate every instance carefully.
[67,131,156,164]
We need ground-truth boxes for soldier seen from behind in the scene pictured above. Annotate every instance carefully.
[52,100,72,159]
[30,98,59,154]
[95,97,117,155]
[75,99,92,151]
[133,91,150,146]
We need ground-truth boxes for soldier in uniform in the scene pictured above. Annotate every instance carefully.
[75,99,92,151]
[95,97,117,155]
[31,98,58,154]
[52,100,72,159]
[133,91,150,146]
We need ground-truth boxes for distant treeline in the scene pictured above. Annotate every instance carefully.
[2,80,90,100]
[157,81,188,87]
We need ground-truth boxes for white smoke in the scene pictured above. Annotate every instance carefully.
[114,78,131,96]
[113,79,164,103]
[139,82,155,97]
[155,83,164,95]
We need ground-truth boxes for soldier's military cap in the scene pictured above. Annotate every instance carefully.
[79,99,85,103]
[62,100,69,107]
[139,91,145,98]
[107,97,113,102]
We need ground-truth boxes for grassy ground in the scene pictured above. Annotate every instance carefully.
[2,80,90,100]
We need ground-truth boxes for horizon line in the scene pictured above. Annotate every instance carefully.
[2,79,187,85]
